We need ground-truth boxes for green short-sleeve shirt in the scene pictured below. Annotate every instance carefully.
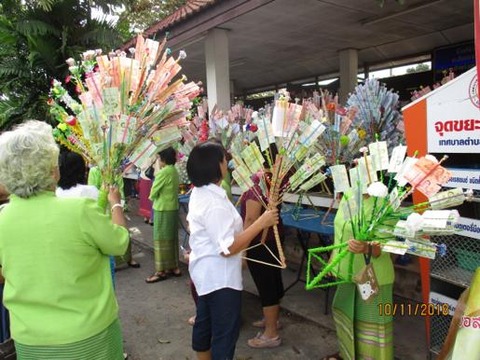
[149,165,179,211]
[0,192,129,345]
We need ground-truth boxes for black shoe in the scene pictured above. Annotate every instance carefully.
[127,261,140,268]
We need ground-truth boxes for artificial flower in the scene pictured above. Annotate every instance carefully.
[65,58,75,66]
[340,135,350,146]
[405,212,424,233]
[326,102,336,111]
[65,116,76,126]
[357,128,367,140]
[82,50,96,60]
[367,181,388,197]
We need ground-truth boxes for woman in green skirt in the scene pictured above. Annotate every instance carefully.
[146,147,181,283]
[324,192,394,360]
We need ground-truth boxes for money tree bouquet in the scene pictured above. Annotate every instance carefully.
[306,140,470,290]
[313,79,405,167]
[176,101,257,188]
[230,95,329,268]
[183,102,255,149]
[49,35,200,208]
[209,103,255,148]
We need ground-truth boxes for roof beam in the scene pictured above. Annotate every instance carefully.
[163,0,275,47]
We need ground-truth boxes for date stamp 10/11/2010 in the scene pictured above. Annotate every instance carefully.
[378,302,450,317]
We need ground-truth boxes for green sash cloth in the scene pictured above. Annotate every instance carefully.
[333,283,394,360]
[153,210,179,272]
[15,318,123,360]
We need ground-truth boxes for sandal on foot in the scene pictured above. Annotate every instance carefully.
[127,261,140,268]
[145,272,169,283]
[168,269,182,277]
[247,332,281,348]
[321,353,343,360]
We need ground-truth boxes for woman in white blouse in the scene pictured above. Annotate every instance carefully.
[186,141,278,360]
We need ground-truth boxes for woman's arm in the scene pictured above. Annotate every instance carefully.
[108,186,127,228]
[243,199,262,229]
[81,187,129,256]
[225,208,278,256]
[149,169,166,201]
[348,239,381,258]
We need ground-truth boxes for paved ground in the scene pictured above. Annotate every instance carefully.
[114,199,430,360]
[116,249,339,360]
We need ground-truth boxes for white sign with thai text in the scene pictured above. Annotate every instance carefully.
[429,292,457,316]
[444,168,480,190]
[426,67,480,153]
[455,217,480,241]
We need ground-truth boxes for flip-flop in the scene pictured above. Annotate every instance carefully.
[145,272,169,283]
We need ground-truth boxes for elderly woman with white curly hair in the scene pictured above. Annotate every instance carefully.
[0,120,130,359]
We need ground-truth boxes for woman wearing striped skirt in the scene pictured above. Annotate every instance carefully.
[146,147,181,283]
[323,193,394,360]
[0,121,130,359]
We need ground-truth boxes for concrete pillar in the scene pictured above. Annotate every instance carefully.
[205,28,231,112]
[230,80,235,104]
[363,62,370,80]
[338,48,358,103]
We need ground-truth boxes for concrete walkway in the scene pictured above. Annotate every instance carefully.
[116,199,429,359]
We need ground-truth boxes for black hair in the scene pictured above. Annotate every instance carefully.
[251,138,278,168]
[210,137,232,162]
[58,150,86,189]
[187,141,225,187]
[159,146,177,165]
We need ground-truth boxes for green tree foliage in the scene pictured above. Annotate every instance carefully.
[116,0,186,39]
[31,0,127,13]
[0,0,125,130]
[406,63,431,74]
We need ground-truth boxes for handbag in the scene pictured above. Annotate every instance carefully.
[353,244,379,302]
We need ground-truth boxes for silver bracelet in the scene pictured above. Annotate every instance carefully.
[111,203,124,213]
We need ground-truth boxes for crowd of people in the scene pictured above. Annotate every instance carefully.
[0,120,396,360]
